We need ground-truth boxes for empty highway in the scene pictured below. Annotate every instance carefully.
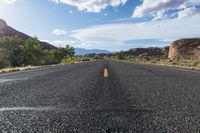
[0,60,200,132]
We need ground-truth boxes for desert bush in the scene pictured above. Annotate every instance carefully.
[189,60,200,67]
[171,60,179,65]
[94,55,102,59]
[82,58,90,62]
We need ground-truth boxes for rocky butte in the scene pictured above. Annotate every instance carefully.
[168,38,200,60]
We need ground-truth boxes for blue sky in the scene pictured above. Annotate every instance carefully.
[0,0,200,51]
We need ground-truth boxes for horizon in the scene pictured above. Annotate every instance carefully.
[0,0,200,51]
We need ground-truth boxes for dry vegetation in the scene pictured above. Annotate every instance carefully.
[126,56,200,70]
[0,66,40,73]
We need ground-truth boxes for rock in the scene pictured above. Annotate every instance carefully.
[124,47,169,57]
[168,38,200,60]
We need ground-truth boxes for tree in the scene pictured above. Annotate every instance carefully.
[66,45,75,57]
[22,37,45,65]
[10,48,25,67]
[58,45,75,60]
[115,51,126,60]
[10,37,45,66]
[94,55,102,59]
[0,36,24,68]
[9,38,76,67]
[0,36,23,51]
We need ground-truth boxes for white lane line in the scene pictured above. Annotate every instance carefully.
[0,79,14,83]
[0,78,28,83]
[0,107,57,112]
[0,107,83,112]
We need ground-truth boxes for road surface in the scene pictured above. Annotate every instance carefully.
[0,60,200,132]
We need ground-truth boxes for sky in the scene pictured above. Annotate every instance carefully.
[0,0,200,51]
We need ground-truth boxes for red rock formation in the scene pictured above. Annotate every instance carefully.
[168,39,200,60]
[124,46,169,57]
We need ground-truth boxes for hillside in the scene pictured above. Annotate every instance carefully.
[0,18,56,50]
[0,19,58,68]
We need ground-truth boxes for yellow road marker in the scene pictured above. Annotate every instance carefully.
[104,68,108,78]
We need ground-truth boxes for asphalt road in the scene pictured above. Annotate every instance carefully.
[0,60,200,133]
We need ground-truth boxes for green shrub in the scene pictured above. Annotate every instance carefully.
[144,56,150,61]
[150,60,157,64]
[8,38,76,67]
[171,60,179,65]
[82,58,90,61]
[115,51,126,60]
[94,55,102,59]
[161,52,169,59]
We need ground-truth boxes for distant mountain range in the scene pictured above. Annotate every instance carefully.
[0,18,56,49]
[75,48,112,55]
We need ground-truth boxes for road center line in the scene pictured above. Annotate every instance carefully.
[104,68,108,78]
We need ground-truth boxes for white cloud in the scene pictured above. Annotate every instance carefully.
[52,28,67,35]
[3,0,18,4]
[154,23,163,28]
[152,10,166,21]
[132,0,200,20]
[43,40,77,47]
[70,14,200,46]
[49,0,59,3]
[178,7,200,19]
[49,0,128,13]
[135,22,146,28]
[50,40,75,46]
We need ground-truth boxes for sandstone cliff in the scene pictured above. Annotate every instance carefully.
[168,39,200,60]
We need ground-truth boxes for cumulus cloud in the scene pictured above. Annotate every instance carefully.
[52,28,67,35]
[70,14,200,46]
[49,0,127,13]
[132,0,200,20]
[50,40,75,46]
[43,40,77,47]
[3,0,18,4]
[178,7,200,19]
